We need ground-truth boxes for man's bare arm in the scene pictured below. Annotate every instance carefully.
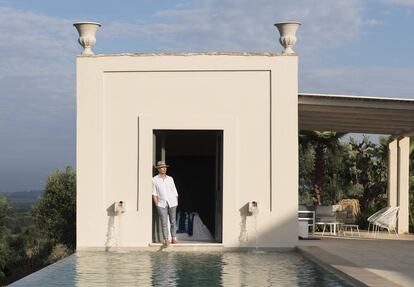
[152,195,159,205]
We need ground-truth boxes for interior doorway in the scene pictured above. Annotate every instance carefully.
[152,130,223,243]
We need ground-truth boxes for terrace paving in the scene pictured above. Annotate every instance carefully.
[298,231,414,287]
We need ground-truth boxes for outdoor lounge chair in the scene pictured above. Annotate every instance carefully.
[373,206,400,238]
[315,206,336,223]
[367,206,391,234]
[315,206,340,235]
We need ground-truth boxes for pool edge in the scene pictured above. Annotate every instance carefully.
[296,246,401,287]
[7,254,77,286]
[77,245,296,252]
[10,247,386,286]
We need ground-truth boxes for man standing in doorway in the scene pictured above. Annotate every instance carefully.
[152,161,179,247]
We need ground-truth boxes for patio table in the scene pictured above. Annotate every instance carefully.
[316,222,342,236]
[342,224,360,237]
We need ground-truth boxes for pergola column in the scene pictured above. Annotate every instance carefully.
[387,139,398,207]
[387,137,410,234]
[397,137,410,234]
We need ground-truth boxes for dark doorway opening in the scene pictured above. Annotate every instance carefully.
[152,130,223,243]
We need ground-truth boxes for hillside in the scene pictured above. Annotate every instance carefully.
[1,190,43,210]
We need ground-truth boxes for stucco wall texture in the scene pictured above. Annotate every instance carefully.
[76,53,299,248]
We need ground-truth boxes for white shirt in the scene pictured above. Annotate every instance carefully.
[152,175,178,208]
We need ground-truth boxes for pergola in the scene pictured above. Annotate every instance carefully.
[298,93,414,234]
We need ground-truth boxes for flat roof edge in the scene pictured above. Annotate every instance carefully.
[76,51,297,58]
[299,92,414,103]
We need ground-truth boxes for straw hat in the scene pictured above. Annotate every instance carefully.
[155,161,169,168]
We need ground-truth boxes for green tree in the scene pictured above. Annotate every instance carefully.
[298,134,414,231]
[324,145,348,205]
[344,136,388,227]
[298,142,315,205]
[299,131,346,205]
[33,166,76,251]
[0,195,10,235]
[0,195,11,284]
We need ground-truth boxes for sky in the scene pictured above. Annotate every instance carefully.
[0,0,414,192]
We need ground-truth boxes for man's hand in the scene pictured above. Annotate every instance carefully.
[152,195,159,206]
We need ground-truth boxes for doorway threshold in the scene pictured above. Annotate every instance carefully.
[150,242,222,246]
[148,242,224,250]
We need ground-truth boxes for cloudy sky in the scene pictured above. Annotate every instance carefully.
[0,0,413,192]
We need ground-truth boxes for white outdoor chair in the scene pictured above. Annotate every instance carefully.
[373,206,400,238]
[367,206,390,234]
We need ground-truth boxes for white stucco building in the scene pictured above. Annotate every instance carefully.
[76,51,299,248]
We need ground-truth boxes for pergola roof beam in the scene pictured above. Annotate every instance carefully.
[299,105,414,118]
[299,112,414,124]
[298,93,414,135]
[299,125,399,135]
[299,117,414,128]
[299,93,414,110]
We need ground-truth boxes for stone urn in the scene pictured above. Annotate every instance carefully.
[73,22,101,55]
[274,21,301,55]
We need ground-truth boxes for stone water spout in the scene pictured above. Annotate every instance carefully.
[249,201,259,215]
[115,201,126,216]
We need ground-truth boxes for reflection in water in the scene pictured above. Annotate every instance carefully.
[152,253,223,287]
[76,251,153,287]
[150,252,177,286]
[76,252,223,287]
[11,251,352,287]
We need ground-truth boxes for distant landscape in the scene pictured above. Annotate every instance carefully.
[0,190,43,210]
[0,167,75,285]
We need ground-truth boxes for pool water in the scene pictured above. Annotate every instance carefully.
[10,250,351,286]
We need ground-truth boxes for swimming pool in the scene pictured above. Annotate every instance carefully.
[10,250,351,286]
